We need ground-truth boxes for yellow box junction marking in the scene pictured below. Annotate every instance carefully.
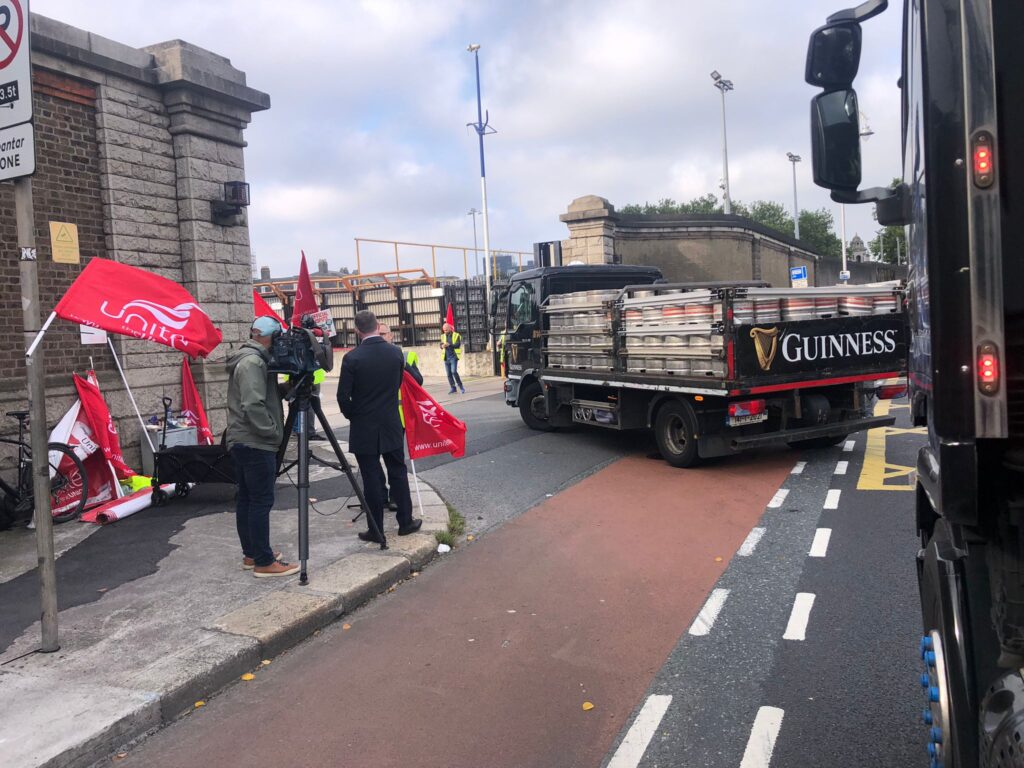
[857,399,925,492]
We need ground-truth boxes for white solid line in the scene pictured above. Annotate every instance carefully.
[688,588,730,636]
[739,706,785,768]
[606,694,673,768]
[767,489,789,508]
[737,527,766,557]
[783,593,816,641]
[808,528,832,558]
[834,460,848,475]
[843,440,855,452]
[824,489,841,510]
[791,461,807,475]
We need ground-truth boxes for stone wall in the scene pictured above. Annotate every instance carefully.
[0,15,268,468]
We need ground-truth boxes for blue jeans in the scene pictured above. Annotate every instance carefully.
[445,357,463,391]
[231,444,277,567]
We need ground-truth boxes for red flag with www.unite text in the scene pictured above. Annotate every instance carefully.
[400,372,466,459]
[54,258,222,357]
[181,357,214,445]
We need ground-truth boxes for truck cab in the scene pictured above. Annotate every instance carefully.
[501,265,663,411]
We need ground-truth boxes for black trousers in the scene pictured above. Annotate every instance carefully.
[355,448,413,534]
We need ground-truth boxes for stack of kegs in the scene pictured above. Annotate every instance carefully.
[839,295,873,316]
[781,295,816,321]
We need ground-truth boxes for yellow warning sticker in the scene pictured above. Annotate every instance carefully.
[49,221,80,264]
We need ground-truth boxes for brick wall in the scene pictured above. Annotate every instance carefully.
[0,68,108,390]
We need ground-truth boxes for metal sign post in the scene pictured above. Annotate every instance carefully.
[5,0,56,651]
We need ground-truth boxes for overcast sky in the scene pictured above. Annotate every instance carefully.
[36,0,905,279]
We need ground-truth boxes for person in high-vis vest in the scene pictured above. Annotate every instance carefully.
[379,324,423,510]
[441,322,465,394]
[498,330,508,378]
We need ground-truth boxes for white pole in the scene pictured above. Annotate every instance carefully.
[108,337,155,453]
[26,310,56,358]
[840,204,848,279]
[720,87,732,215]
[410,458,424,516]
[791,160,800,240]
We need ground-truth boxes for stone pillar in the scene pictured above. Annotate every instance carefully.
[146,41,271,430]
[558,195,618,264]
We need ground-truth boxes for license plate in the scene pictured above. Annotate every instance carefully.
[728,413,768,427]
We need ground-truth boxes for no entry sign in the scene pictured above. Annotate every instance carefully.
[0,0,32,181]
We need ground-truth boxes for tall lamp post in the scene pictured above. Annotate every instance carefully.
[467,44,496,304]
[468,207,481,277]
[711,70,734,214]
[786,152,801,240]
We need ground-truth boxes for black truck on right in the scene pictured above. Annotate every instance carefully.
[805,0,1024,764]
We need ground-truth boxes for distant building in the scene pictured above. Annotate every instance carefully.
[255,259,353,299]
[848,234,869,263]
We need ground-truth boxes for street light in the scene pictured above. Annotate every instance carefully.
[467,43,496,306]
[786,152,801,240]
[711,70,734,215]
[468,208,481,276]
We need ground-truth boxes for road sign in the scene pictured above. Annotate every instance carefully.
[839,269,852,282]
[0,0,31,130]
[49,221,80,264]
[790,265,808,288]
[0,118,32,181]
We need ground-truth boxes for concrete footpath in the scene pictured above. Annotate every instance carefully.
[0,374,495,768]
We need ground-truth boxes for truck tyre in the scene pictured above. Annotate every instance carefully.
[787,434,848,450]
[654,400,700,468]
[519,381,554,432]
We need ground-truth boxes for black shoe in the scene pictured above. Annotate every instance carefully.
[398,519,423,536]
[448,388,457,394]
[387,500,399,512]
[308,432,327,441]
[358,530,385,544]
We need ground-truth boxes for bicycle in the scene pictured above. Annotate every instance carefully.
[0,410,89,530]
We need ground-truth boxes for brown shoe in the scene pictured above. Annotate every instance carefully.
[242,551,282,570]
[253,560,299,578]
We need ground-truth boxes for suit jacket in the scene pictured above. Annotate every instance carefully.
[337,336,405,455]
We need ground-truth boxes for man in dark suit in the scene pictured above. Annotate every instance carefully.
[337,310,422,543]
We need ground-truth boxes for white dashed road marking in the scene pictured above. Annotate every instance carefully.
[767,489,789,509]
[737,527,765,557]
[808,528,832,558]
[688,588,730,636]
[824,489,841,510]
[791,461,807,475]
[782,593,816,641]
[606,695,673,768]
[739,706,785,768]
[834,461,848,475]
[843,440,855,452]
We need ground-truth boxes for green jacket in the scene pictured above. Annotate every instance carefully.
[225,341,284,452]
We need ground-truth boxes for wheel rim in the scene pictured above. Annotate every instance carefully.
[664,414,688,455]
[530,395,547,422]
[920,630,952,766]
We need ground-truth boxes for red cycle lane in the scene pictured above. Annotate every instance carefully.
[122,451,794,768]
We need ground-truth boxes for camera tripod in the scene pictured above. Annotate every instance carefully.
[277,374,387,586]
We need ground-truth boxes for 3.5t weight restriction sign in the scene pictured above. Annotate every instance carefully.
[0,0,31,131]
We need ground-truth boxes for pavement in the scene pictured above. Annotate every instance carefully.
[99,395,928,768]
[0,373,499,768]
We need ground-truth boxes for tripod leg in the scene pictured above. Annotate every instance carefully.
[297,405,310,585]
[309,396,387,550]
[277,399,299,473]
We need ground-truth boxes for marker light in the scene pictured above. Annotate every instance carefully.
[729,399,766,417]
[978,343,1000,395]
[972,132,995,188]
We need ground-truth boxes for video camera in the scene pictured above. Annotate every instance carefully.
[267,314,334,377]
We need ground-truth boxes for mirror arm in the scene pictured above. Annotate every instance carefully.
[830,183,910,226]
[827,0,888,23]
[830,186,894,204]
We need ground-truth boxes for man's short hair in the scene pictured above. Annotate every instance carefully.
[354,310,378,334]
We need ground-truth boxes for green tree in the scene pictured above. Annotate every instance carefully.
[797,208,842,259]
[868,226,907,264]
[746,200,794,238]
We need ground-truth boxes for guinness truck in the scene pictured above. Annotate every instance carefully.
[805,0,1024,764]
[501,264,907,467]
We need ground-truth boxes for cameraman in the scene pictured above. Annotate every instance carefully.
[225,316,299,578]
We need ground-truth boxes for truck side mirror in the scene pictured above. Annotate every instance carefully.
[805,21,862,89]
[810,89,862,191]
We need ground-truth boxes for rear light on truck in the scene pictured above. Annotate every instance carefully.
[978,343,1000,395]
[877,382,908,399]
[972,131,995,188]
[729,399,766,417]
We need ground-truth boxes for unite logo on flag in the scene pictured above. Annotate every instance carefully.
[416,399,443,428]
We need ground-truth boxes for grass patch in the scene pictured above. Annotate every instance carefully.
[447,506,466,537]
[435,530,456,547]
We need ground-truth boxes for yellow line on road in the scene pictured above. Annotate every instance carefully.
[857,399,923,492]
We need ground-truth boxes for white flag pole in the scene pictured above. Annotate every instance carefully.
[410,458,425,516]
[108,337,155,453]
[26,310,56,358]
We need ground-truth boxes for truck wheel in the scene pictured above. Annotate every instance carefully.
[654,400,700,468]
[787,434,848,450]
[519,381,554,432]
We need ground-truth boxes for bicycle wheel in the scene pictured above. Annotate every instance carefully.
[45,442,88,523]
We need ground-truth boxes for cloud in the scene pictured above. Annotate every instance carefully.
[35,0,904,276]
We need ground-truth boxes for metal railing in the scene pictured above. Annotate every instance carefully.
[354,237,531,281]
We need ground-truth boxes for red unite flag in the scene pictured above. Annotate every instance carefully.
[445,302,455,327]
[181,357,214,445]
[400,372,467,459]
[291,251,319,326]
[54,258,222,357]
[74,371,135,480]
[253,289,286,327]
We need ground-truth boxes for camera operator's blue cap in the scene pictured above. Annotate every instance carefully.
[252,316,282,337]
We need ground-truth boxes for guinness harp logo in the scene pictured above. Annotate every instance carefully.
[750,327,780,371]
